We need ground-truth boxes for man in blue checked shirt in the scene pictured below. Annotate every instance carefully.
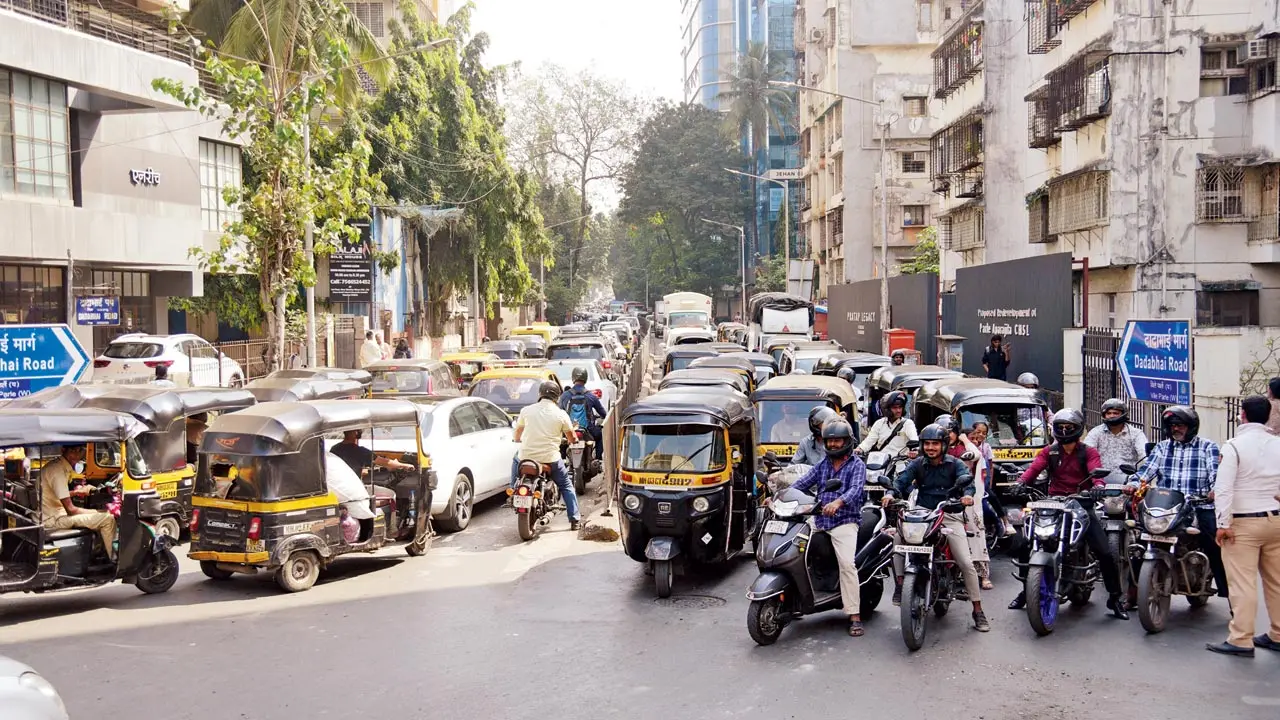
[791,418,869,637]
[1127,405,1228,600]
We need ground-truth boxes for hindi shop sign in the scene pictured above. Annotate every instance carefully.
[328,239,373,301]
[1118,320,1192,405]
[75,296,120,326]
[0,324,90,399]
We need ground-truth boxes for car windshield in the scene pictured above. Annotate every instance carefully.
[757,400,826,444]
[668,312,705,328]
[371,370,430,393]
[103,342,162,359]
[959,404,1049,447]
[794,356,823,374]
[548,345,603,360]
[470,378,542,409]
[548,364,594,385]
[622,424,725,473]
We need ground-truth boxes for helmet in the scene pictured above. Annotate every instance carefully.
[571,367,589,385]
[1016,372,1040,389]
[932,414,957,432]
[820,419,855,458]
[1100,398,1128,427]
[1050,408,1085,443]
[891,350,905,359]
[836,367,856,384]
[808,406,839,436]
[538,381,561,402]
[1160,405,1200,442]
[880,390,908,412]
[918,424,948,443]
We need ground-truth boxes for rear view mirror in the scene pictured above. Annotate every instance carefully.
[1119,464,1137,476]
[1145,442,1156,455]
[764,450,779,462]
[907,440,920,450]
[1089,468,1110,479]
[823,478,843,492]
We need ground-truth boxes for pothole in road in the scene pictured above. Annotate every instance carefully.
[653,594,727,609]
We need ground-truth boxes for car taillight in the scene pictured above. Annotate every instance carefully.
[592,389,603,398]
[600,360,612,370]
[93,359,111,369]
[144,360,174,369]
[189,509,200,532]
[247,516,262,541]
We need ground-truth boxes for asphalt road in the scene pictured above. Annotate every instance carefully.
[2,485,1278,720]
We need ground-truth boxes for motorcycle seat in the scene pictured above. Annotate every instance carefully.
[518,461,550,477]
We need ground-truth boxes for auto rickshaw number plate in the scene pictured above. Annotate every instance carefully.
[513,496,533,509]
[894,544,932,555]
[764,520,790,535]
[157,487,178,499]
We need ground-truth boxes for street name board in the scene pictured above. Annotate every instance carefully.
[1118,319,1191,405]
[0,324,90,399]
[75,296,120,326]
[768,168,803,181]
[329,238,373,301]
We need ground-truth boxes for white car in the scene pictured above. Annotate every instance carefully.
[546,359,618,412]
[92,334,246,387]
[359,396,516,533]
[0,655,68,720]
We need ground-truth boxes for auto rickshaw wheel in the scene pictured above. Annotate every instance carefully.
[654,559,673,598]
[200,561,235,580]
[135,549,180,594]
[276,551,321,593]
[154,516,182,540]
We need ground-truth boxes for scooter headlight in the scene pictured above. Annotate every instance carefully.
[900,521,928,545]
[691,496,710,513]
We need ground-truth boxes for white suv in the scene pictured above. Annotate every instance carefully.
[92,334,246,387]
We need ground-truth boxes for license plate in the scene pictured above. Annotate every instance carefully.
[157,487,178,499]
[764,520,790,535]
[513,496,533,509]
[1105,521,1122,531]
[1140,533,1175,543]
[1027,501,1067,511]
[894,544,932,555]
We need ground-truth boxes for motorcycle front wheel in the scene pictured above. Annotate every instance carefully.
[747,597,786,645]
[1025,565,1059,636]
[900,574,928,651]
[1137,560,1171,633]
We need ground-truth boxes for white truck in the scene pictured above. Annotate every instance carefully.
[660,292,714,346]
[748,292,813,352]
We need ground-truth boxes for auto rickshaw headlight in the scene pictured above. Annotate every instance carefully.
[623,494,642,511]
[691,496,710,513]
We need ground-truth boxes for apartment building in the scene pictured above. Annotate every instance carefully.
[344,0,453,48]
[682,0,743,110]
[794,0,947,299]
[0,0,242,354]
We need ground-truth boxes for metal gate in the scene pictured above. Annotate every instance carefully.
[333,315,360,369]
[1082,327,1170,439]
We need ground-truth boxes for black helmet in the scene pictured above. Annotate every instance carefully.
[539,381,561,402]
[820,419,855,458]
[1050,408,1085,443]
[808,406,839,436]
[1017,372,1040,389]
[836,367,856,384]
[881,390,908,412]
[1100,398,1128,427]
[571,367,589,385]
[932,414,957,432]
[1161,405,1200,442]
[918,423,947,443]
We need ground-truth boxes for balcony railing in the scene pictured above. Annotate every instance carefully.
[1248,213,1280,243]
[1055,0,1098,24]
[931,111,983,179]
[1027,88,1059,148]
[932,2,984,100]
[1026,0,1062,54]
[2,0,196,67]
[1047,43,1111,132]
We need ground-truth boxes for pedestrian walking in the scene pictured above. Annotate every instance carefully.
[1206,395,1280,658]
[358,331,381,368]
[1266,377,1280,436]
[981,335,1010,381]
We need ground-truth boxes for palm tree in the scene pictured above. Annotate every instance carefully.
[718,42,793,257]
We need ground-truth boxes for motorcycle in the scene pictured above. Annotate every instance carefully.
[892,495,970,651]
[566,426,598,496]
[1013,468,1112,636]
[861,442,917,502]
[745,482,896,646]
[511,459,562,541]
[1132,485,1216,633]
[1096,469,1137,601]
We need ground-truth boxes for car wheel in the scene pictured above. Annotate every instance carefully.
[437,473,474,533]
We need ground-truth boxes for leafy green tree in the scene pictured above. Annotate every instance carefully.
[754,255,786,293]
[898,226,940,275]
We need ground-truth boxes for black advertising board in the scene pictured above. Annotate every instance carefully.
[953,252,1073,391]
[329,229,373,302]
[828,274,938,357]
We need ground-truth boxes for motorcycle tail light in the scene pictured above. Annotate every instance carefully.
[517,486,530,496]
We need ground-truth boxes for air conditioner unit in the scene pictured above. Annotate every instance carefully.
[809,28,825,44]
[1238,39,1271,64]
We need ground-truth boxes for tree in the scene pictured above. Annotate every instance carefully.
[898,226,940,275]
[754,255,786,293]
[718,42,792,251]
[507,65,641,297]
[613,102,750,303]
[155,0,383,370]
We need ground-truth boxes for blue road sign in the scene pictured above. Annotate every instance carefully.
[0,324,90,400]
[75,296,120,326]
[1118,320,1191,405]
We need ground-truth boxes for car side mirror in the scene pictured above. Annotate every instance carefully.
[823,478,843,492]
[1119,464,1137,475]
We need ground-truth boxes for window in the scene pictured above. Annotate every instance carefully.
[1200,46,1248,97]
[1250,59,1278,97]
[903,205,927,226]
[917,1,933,31]
[901,151,926,174]
[0,69,70,198]
[0,264,64,324]
[449,403,486,436]
[903,96,928,117]
[1197,165,1246,221]
[199,139,242,232]
[476,402,511,430]
[90,270,152,354]
[344,2,385,37]
[1196,290,1259,326]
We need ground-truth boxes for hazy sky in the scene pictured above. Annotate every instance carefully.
[470,0,686,101]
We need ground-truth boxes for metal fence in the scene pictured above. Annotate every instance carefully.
[1082,326,1170,440]
[602,332,653,513]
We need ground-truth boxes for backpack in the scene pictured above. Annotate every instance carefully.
[566,389,591,429]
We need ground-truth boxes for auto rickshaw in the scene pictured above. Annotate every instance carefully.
[617,388,759,598]
[483,339,528,360]
[704,341,748,353]
[245,377,367,402]
[751,375,861,461]
[189,399,435,592]
[517,335,547,359]
[468,367,563,419]
[268,367,373,393]
[511,325,555,345]
[687,355,759,394]
[657,368,752,395]
[441,351,500,390]
[717,322,747,342]
[0,408,181,597]
[365,359,460,398]
[724,350,780,385]
[5,385,257,540]
[661,346,719,376]
[813,352,892,392]
[865,364,967,422]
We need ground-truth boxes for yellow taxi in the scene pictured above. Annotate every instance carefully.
[467,366,564,419]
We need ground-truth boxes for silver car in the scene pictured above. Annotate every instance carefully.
[0,655,68,720]
[546,360,619,412]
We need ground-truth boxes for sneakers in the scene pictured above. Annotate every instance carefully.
[973,611,991,632]
[1008,591,1027,610]
[892,584,903,606]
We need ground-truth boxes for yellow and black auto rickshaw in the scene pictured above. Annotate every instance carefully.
[0,408,181,597]
[660,345,719,376]
[365,359,461,398]
[189,399,435,592]
[245,377,367,403]
[864,364,967,423]
[687,355,759,394]
[724,351,780,386]
[268,368,373,396]
[440,351,501,391]
[657,368,752,395]
[617,388,759,598]
[717,321,747,343]
[750,375,860,462]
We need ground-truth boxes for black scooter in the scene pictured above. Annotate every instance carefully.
[744,481,896,646]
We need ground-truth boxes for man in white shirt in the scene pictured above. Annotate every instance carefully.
[358,331,382,368]
[513,381,581,529]
[856,391,919,460]
[1083,398,1149,470]
[41,445,117,560]
[1207,395,1280,657]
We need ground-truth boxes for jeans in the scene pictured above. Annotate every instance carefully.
[510,457,579,522]
[1017,501,1122,595]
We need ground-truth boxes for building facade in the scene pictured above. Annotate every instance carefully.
[682,0,742,110]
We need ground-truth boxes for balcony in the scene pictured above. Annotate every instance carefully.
[932,1,983,100]
[1,0,196,67]
[1055,0,1098,24]
[1025,0,1062,55]
[1046,40,1112,132]
[930,111,983,179]
[1026,87,1059,148]
[1048,167,1109,236]
[939,203,984,251]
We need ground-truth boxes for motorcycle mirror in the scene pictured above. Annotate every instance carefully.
[907,440,920,449]
[960,451,976,462]
[764,450,778,462]
[823,478,843,492]
[1119,464,1137,475]
[73,461,86,475]
[1089,468,1110,479]
[1145,442,1156,455]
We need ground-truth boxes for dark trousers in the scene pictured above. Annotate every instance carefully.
[586,424,603,461]
[1018,503,1123,596]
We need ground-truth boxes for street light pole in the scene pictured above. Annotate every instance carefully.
[724,167,790,276]
[701,218,747,320]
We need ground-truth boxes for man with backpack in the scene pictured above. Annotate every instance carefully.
[855,391,919,463]
[559,366,607,461]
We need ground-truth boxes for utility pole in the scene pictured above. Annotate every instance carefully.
[878,115,890,355]
[472,241,480,344]
[701,218,747,320]
[303,121,316,368]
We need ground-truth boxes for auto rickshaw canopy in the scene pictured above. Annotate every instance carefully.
[4,384,257,431]
[268,367,373,389]
[0,407,146,447]
[245,377,366,402]
[751,374,859,408]
[622,387,754,427]
[867,365,967,393]
[657,368,752,395]
[199,399,425,456]
[914,377,1048,411]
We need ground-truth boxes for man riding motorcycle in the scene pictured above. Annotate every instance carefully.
[513,380,582,530]
[856,391,919,464]
[559,366,607,461]
[790,419,869,637]
[1083,398,1149,471]
[1010,408,1129,619]
[882,423,990,632]
[792,406,839,467]
[1126,405,1227,600]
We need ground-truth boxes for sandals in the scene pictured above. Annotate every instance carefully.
[981,578,994,591]
[848,618,864,637]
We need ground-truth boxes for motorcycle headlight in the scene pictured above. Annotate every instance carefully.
[623,494,642,512]
[1034,522,1057,539]
[1143,510,1175,535]
[1103,496,1127,515]
[691,496,710,513]
[901,522,928,545]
